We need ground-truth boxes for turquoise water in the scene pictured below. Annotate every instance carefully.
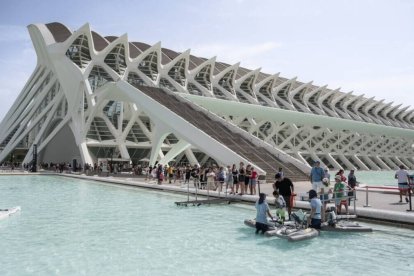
[338,170,413,187]
[1,175,414,275]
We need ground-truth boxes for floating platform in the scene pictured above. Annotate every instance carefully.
[175,198,241,206]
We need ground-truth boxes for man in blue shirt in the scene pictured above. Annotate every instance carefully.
[310,161,324,194]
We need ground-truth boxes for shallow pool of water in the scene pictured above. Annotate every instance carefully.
[333,170,414,187]
[1,175,413,275]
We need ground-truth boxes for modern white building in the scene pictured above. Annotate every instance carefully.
[0,22,413,178]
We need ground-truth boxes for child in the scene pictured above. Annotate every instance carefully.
[273,191,287,223]
[333,175,348,214]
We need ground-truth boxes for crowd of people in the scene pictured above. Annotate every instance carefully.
[146,162,261,195]
[255,162,356,233]
[310,161,359,215]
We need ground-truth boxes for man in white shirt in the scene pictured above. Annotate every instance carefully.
[395,165,410,203]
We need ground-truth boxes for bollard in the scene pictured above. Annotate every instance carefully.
[363,185,371,207]
[407,184,413,212]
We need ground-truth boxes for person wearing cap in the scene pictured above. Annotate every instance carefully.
[333,174,348,214]
[255,193,274,234]
[273,173,294,220]
[307,189,322,229]
[310,161,324,194]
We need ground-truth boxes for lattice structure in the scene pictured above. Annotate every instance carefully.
[0,22,413,171]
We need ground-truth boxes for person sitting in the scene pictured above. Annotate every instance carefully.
[307,189,322,229]
[273,191,287,223]
[255,193,274,234]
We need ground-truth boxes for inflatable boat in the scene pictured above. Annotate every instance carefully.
[244,218,295,230]
[322,209,372,232]
[0,206,21,220]
[321,220,372,232]
[244,214,318,241]
[269,227,319,241]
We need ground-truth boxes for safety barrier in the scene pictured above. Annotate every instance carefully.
[360,184,414,212]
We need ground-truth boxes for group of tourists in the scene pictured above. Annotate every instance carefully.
[310,161,358,214]
[255,161,365,233]
[147,162,260,195]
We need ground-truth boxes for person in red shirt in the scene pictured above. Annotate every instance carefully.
[250,167,258,195]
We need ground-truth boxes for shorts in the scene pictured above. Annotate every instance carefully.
[336,198,347,206]
[255,222,269,234]
[312,181,323,192]
[244,177,250,186]
[398,183,409,191]
[320,194,329,202]
[226,180,234,187]
[250,179,257,186]
[310,218,321,229]
[282,195,291,208]
[238,175,245,183]
[276,208,286,218]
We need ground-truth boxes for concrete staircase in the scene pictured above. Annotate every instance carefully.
[136,85,309,183]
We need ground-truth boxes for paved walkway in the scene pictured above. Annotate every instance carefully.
[2,171,414,225]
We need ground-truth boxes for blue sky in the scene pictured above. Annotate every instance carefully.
[0,0,413,121]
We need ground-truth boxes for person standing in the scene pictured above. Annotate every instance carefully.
[245,164,252,195]
[192,165,200,189]
[336,169,347,182]
[307,189,322,229]
[226,165,234,194]
[250,167,258,195]
[255,193,274,234]
[333,175,348,214]
[231,164,239,194]
[273,173,294,220]
[206,168,216,191]
[347,169,357,204]
[310,161,324,195]
[238,162,246,195]
[276,167,284,179]
[184,165,191,185]
[395,165,410,203]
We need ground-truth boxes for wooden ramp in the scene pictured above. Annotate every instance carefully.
[175,198,241,207]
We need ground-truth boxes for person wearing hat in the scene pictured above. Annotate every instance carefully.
[310,161,324,194]
[333,174,348,214]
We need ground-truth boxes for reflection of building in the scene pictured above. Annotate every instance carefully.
[0,22,413,176]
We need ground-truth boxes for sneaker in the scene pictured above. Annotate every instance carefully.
[399,200,402,203]
[406,198,409,203]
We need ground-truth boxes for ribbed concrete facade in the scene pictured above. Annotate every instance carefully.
[0,22,413,172]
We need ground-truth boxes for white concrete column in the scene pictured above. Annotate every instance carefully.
[382,156,398,170]
[79,141,94,165]
[337,154,354,170]
[360,156,380,170]
[149,122,170,166]
[184,148,199,166]
[158,139,191,165]
[324,153,342,170]
[351,155,370,170]
[372,156,391,170]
